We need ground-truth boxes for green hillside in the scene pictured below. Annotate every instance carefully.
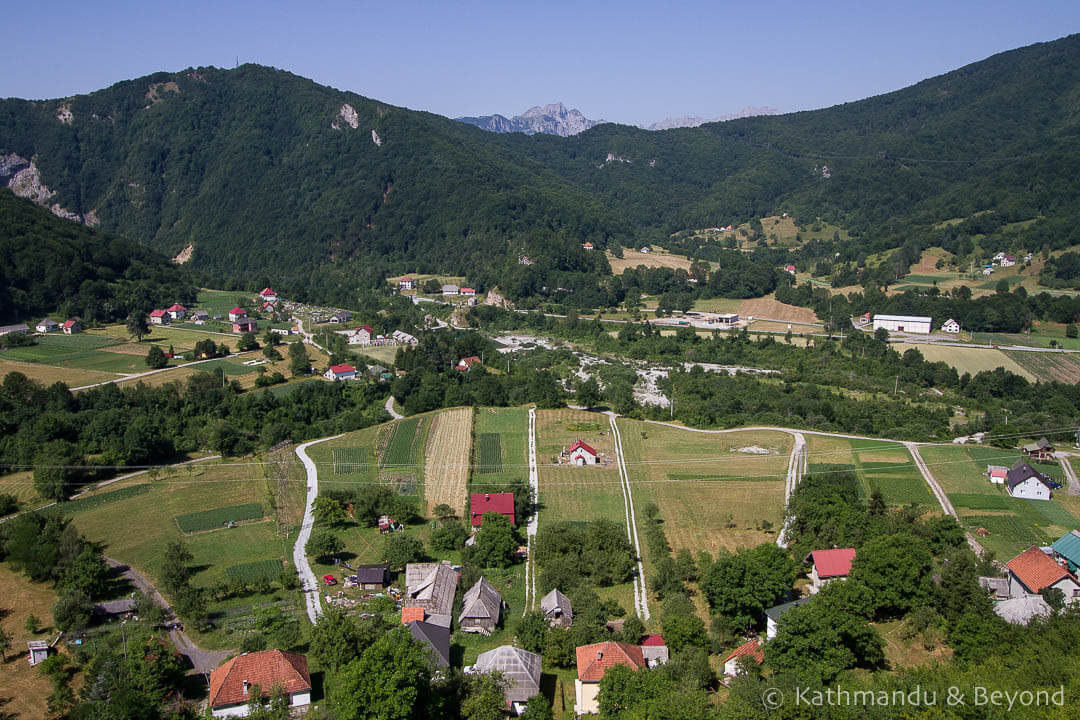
[2,35,1080,303]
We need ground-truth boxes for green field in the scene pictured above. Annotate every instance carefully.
[470,407,529,492]
[1002,350,1080,384]
[381,418,424,468]
[804,437,933,507]
[59,484,154,513]
[332,446,374,474]
[918,444,1079,558]
[225,559,284,582]
[175,503,265,533]
[197,289,261,316]
[475,433,503,474]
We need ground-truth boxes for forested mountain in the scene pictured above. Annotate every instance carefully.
[0,190,196,323]
[2,35,1079,302]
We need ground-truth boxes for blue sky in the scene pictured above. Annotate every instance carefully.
[3,1,1079,126]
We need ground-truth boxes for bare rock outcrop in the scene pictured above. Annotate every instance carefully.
[1,152,93,223]
[483,287,515,310]
[332,103,359,130]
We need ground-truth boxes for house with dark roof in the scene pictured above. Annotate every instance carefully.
[541,588,573,627]
[804,548,856,592]
[1022,437,1055,462]
[329,310,352,324]
[352,564,389,590]
[722,638,764,679]
[575,641,645,715]
[190,310,209,324]
[406,620,450,668]
[1006,546,1080,602]
[35,318,58,333]
[405,563,458,628]
[92,597,137,618]
[764,597,813,639]
[232,319,257,334]
[0,323,30,336]
[1006,461,1052,501]
[470,492,515,527]
[459,577,503,634]
[469,646,541,715]
[978,576,1010,601]
[568,440,598,466]
[208,649,311,718]
[1052,529,1080,572]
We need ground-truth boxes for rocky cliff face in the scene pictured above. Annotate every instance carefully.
[457,102,602,136]
[644,106,782,130]
[0,153,94,224]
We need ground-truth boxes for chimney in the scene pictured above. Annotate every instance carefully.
[242,681,250,695]
[485,494,490,500]
[596,650,603,660]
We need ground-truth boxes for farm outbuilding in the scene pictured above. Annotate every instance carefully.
[872,314,932,334]
[458,577,503,634]
[568,440,598,466]
[468,646,542,715]
[541,588,573,627]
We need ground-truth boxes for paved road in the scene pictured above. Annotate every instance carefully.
[104,557,231,675]
[608,413,650,621]
[294,435,343,624]
[385,395,405,420]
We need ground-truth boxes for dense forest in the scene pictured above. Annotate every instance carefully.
[0,190,197,323]
[2,35,1080,305]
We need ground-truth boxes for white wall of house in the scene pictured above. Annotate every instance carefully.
[872,315,932,334]
[212,691,310,718]
[575,680,600,715]
[1009,478,1051,501]
[766,616,779,640]
[569,449,597,465]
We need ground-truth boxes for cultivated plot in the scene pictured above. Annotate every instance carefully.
[1002,351,1080,384]
[618,420,790,554]
[535,409,624,528]
[471,407,529,489]
[424,407,473,515]
[893,343,1034,381]
[803,436,933,508]
[918,444,1079,558]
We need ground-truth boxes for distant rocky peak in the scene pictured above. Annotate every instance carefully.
[456,102,601,137]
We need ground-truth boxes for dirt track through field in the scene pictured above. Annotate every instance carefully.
[424,408,473,515]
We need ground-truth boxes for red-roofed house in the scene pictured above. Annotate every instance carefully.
[460,287,476,296]
[228,307,247,322]
[640,634,668,667]
[208,649,311,718]
[259,288,278,303]
[1007,547,1080,602]
[166,304,187,320]
[568,440,598,466]
[399,277,414,291]
[455,356,482,372]
[784,264,796,274]
[470,493,515,527]
[233,319,257,333]
[62,319,81,335]
[582,242,595,250]
[987,465,1009,485]
[575,642,645,714]
[149,309,170,325]
[324,364,357,381]
[805,548,856,592]
[349,325,374,345]
[722,638,764,679]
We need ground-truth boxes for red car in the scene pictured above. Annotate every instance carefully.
[323,574,337,585]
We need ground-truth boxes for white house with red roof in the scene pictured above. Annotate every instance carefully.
[582,241,594,250]
[348,325,374,345]
[398,277,414,291]
[208,649,311,718]
[258,288,278,303]
[640,634,668,667]
[166,304,187,320]
[149,309,170,325]
[228,307,247,322]
[455,356,483,372]
[805,548,856,592]
[460,287,476,296]
[324,364,357,381]
[568,440,598,466]
[1006,546,1080,602]
[62,318,81,335]
[575,641,645,714]
[986,465,1008,485]
[722,638,764,679]
[470,492,515,527]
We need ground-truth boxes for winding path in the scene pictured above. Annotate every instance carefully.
[294,434,343,624]
[385,395,405,420]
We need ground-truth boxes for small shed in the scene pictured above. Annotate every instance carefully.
[722,638,764,678]
[640,635,668,667]
[458,577,503,634]
[540,588,573,627]
[1022,437,1055,462]
[27,640,50,666]
[353,564,389,590]
[986,465,1009,485]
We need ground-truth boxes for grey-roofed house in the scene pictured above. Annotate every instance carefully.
[469,646,541,716]
[763,597,813,639]
[405,563,459,628]
[0,323,30,336]
[93,597,137,617]
[442,284,460,296]
[407,620,451,668]
[978,576,1010,601]
[1022,437,1055,462]
[541,589,573,627]
[353,564,389,590]
[994,594,1052,625]
[459,577,503,634]
[1007,461,1052,501]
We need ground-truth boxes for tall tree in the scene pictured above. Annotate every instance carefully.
[126,313,149,343]
[330,627,434,720]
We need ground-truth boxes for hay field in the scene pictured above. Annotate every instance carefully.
[608,248,693,274]
[804,436,933,508]
[619,420,791,554]
[0,358,121,387]
[1003,351,1080,384]
[535,409,625,528]
[737,297,819,324]
[423,408,473,514]
[894,343,1035,380]
[0,564,58,720]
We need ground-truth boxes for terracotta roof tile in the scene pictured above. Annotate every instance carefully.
[576,641,645,683]
[569,440,597,456]
[401,607,426,624]
[1007,547,1073,593]
[722,638,764,665]
[809,548,856,578]
[208,650,310,709]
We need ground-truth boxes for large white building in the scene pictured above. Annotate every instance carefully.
[872,314,932,334]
